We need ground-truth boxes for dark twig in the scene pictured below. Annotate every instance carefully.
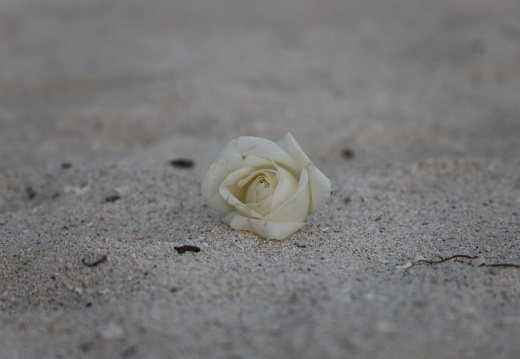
[82,255,107,267]
[420,254,476,264]
[398,254,520,270]
[486,263,520,268]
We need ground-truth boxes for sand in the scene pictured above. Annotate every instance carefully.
[1,0,519,358]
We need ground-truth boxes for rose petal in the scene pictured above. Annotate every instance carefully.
[224,212,305,240]
[244,170,277,204]
[277,133,331,212]
[270,162,299,210]
[218,167,263,219]
[246,195,273,217]
[264,168,310,222]
[226,136,300,172]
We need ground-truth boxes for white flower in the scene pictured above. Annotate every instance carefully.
[201,133,331,240]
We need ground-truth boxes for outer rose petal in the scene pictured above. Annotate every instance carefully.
[201,136,299,215]
[277,133,331,212]
[223,212,305,240]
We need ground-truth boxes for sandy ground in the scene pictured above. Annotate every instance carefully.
[1,0,520,358]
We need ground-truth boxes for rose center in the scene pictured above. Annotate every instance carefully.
[245,171,278,205]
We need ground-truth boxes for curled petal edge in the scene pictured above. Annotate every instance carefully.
[277,133,331,212]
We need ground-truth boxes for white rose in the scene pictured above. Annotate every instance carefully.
[201,133,331,240]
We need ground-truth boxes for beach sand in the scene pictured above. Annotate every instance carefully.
[1,0,519,358]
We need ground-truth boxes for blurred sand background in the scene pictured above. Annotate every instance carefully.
[1,0,519,358]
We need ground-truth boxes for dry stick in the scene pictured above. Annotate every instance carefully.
[422,254,476,264]
[402,254,520,270]
[486,263,520,268]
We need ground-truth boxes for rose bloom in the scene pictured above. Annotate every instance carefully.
[201,133,331,240]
